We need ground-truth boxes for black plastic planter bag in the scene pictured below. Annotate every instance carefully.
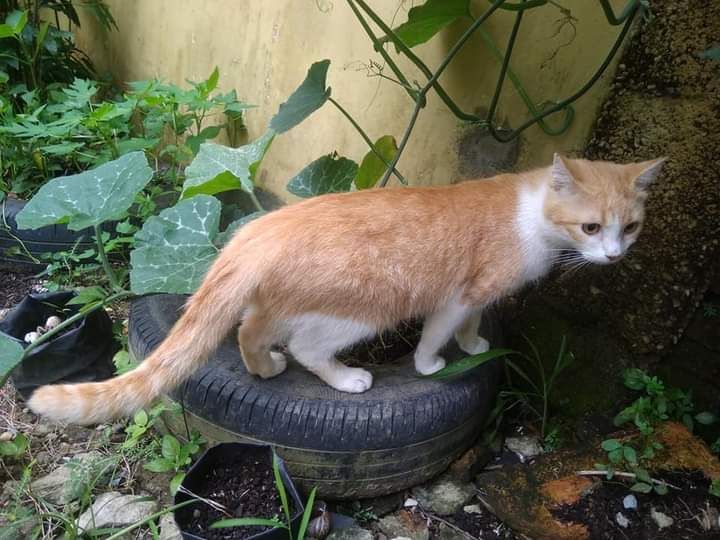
[0,291,117,400]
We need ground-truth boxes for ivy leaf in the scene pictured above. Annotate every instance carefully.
[287,154,358,198]
[355,135,398,190]
[0,335,24,386]
[181,131,274,199]
[130,195,221,295]
[270,60,331,134]
[16,152,153,231]
[387,0,471,49]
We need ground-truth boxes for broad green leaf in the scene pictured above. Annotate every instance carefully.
[181,131,274,199]
[16,152,153,231]
[206,66,220,93]
[161,435,181,460]
[270,60,331,134]
[601,439,622,452]
[355,135,398,190]
[6,10,27,35]
[654,483,668,495]
[40,142,83,155]
[0,433,28,457]
[66,286,107,307]
[287,154,358,198]
[170,472,185,495]
[630,482,653,494]
[623,446,638,465]
[388,0,471,49]
[212,518,285,529]
[0,335,24,384]
[695,411,716,425]
[130,195,221,295]
[186,125,222,155]
[133,410,148,427]
[214,211,265,248]
[0,24,14,38]
[143,457,174,473]
[426,348,514,380]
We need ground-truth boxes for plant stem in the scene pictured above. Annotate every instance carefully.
[576,470,681,490]
[328,97,406,185]
[94,225,120,291]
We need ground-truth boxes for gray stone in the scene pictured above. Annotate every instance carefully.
[505,436,543,461]
[650,507,674,530]
[326,525,373,540]
[412,477,475,515]
[437,523,467,540]
[159,513,182,540]
[463,504,482,514]
[379,512,429,540]
[76,491,157,532]
[30,451,108,505]
[616,512,630,528]
[623,494,638,510]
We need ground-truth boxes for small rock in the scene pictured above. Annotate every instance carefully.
[35,451,52,465]
[616,512,630,528]
[403,498,418,508]
[0,431,13,442]
[326,526,373,540]
[505,436,543,462]
[650,507,674,530]
[379,511,429,540]
[30,451,108,505]
[159,513,182,540]
[76,492,157,532]
[412,477,475,515]
[463,504,482,514]
[437,523,463,540]
[623,494,638,510]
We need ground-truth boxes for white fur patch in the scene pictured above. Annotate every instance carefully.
[515,183,555,282]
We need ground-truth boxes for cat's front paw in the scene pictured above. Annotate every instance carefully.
[331,367,373,393]
[415,354,446,375]
[257,351,288,379]
[457,335,490,355]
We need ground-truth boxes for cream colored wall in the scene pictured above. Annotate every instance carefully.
[75,1,629,197]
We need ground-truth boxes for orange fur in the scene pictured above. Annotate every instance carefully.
[27,155,664,425]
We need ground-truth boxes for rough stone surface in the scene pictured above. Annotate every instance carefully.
[326,525,373,540]
[412,477,475,515]
[30,451,106,505]
[159,513,182,540]
[378,511,430,540]
[623,494,638,510]
[541,0,720,354]
[76,491,157,532]
[650,507,674,530]
[616,512,630,528]
[505,436,544,461]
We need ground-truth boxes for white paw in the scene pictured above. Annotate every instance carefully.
[415,354,447,375]
[258,351,287,379]
[457,335,490,355]
[330,367,373,393]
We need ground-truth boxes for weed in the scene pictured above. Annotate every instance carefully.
[143,432,205,494]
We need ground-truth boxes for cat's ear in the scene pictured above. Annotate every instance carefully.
[551,153,575,192]
[633,157,666,192]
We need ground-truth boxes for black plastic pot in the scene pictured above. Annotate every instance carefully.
[0,291,117,399]
[174,443,304,540]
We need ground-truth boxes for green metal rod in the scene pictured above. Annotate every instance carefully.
[599,0,642,25]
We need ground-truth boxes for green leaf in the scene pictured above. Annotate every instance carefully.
[270,60,331,134]
[170,472,185,495]
[161,435,181,460]
[0,334,24,384]
[130,195,221,295]
[286,154,358,198]
[695,411,717,425]
[700,46,720,61]
[16,152,153,231]
[608,448,623,464]
[6,10,27,35]
[0,433,28,457]
[388,0,471,49]
[426,348,514,380]
[623,446,638,466]
[653,483,668,495]
[710,479,720,498]
[273,454,292,531]
[622,368,647,391]
[143,457,174,473]
[133,410,148,427]
[40,142,83,156]
[355,135,398,190]
[181,131,274,199]
[630,482,653,494]
[186,125,222,155]
[634,468,652,483]
[0,24,15,39]
[66,286,107,307]
[297,487,317,540]
[113,350,136,375]
[214,212,265,248]
[211,518,286,529]
[206,66,220,93]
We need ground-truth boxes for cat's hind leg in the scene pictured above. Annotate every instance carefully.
[454,310,490,355]
[415,299,474,375]
[287,314,376,393]
[238,307,287,379]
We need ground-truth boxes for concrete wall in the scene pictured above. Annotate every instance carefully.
[75,1,629,197]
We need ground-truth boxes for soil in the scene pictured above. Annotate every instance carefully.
[554,470,720,539]
[341,319,422,367]
[448,507,518,539]
[176,446,291,540]
[0,268,44,310]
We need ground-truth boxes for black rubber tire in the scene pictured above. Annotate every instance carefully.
[0,198,98,269]
[129,294,502,499]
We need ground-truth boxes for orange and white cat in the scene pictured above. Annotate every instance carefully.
[28,154,664,425]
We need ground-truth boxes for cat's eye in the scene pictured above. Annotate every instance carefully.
[624,221,640,234]
[581,223,601,235]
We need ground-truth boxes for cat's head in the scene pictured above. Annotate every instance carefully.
[544,154,666,264]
